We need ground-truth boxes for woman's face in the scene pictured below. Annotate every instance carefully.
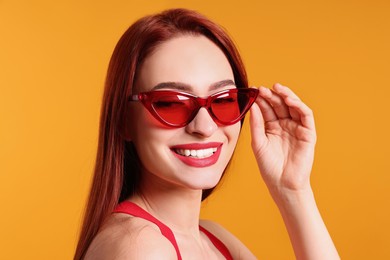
[128,35,241,191]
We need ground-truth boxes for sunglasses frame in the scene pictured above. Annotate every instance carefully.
[129,88,259,127]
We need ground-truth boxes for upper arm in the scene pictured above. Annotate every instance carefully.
[84,222,177,260]
[199,219,257,260]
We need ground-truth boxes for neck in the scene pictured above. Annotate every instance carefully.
[130,172,204,235]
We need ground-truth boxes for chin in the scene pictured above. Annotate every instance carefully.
[182,175,222,191]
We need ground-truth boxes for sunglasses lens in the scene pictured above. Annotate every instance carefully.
[145,89,258,127]
[151,94,196,126]
[211,92,240,122]
[211,89,256,124]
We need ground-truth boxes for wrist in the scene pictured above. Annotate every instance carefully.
[269,186,340,260]
[268,185,316,213]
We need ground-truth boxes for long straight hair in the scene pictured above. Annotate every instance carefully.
[74,8,248,260]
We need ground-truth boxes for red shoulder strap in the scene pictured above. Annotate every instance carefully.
[113,201,182,260]
[199,225,233,260]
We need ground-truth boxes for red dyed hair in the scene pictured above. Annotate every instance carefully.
[74,8,248,260]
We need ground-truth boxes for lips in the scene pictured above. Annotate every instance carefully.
[170,142,222,168]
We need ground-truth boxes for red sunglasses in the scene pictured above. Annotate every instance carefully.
[128,88,259,127]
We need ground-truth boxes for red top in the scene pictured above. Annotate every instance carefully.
[113,201,233,260]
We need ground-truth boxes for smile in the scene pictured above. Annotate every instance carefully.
[170,142,223,168]
[174,148,217,158]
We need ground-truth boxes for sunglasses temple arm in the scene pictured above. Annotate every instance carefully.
[128,94,141,102]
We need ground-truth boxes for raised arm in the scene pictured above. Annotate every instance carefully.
[249,83,340,260]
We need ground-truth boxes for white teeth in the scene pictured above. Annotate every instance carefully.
[175,148,218,158]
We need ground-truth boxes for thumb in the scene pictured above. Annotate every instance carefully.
[249,101,267,148]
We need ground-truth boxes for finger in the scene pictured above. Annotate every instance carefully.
[255,88,277,122]
[249,102,268,147]
[273,83,300,100]
[273,83,304,122]
[249,102,265,136]
[258,86,291,119]
[288,106,301,122]
[279,119,316,143]
[285,96,316,131]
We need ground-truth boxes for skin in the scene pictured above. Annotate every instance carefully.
[85,35,340,259]
[128,35,240,193]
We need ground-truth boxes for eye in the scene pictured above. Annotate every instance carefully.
[213,96,237,104]
[153,100,186,108]
[152,94,190,108]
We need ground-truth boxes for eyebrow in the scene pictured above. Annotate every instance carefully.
[151,79,236,92]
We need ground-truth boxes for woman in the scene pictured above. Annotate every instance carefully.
[75,8,339,260]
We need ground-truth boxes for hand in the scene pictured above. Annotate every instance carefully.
[249,83,317,198]
[250,86,340,259]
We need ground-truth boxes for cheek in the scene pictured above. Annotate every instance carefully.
[129,105,164,140]
[227,123,241,144]
[224,123,241,156]
[131,125,169,173]
[130,107,177,160]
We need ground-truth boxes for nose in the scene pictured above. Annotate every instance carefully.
[185,107,218,137]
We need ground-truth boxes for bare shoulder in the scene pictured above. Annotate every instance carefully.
[199,219,257,260]
[84,214,177,260]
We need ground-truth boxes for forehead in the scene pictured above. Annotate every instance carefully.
[135,35,234,93]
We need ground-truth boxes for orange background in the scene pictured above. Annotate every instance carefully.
[1,0,389,259]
